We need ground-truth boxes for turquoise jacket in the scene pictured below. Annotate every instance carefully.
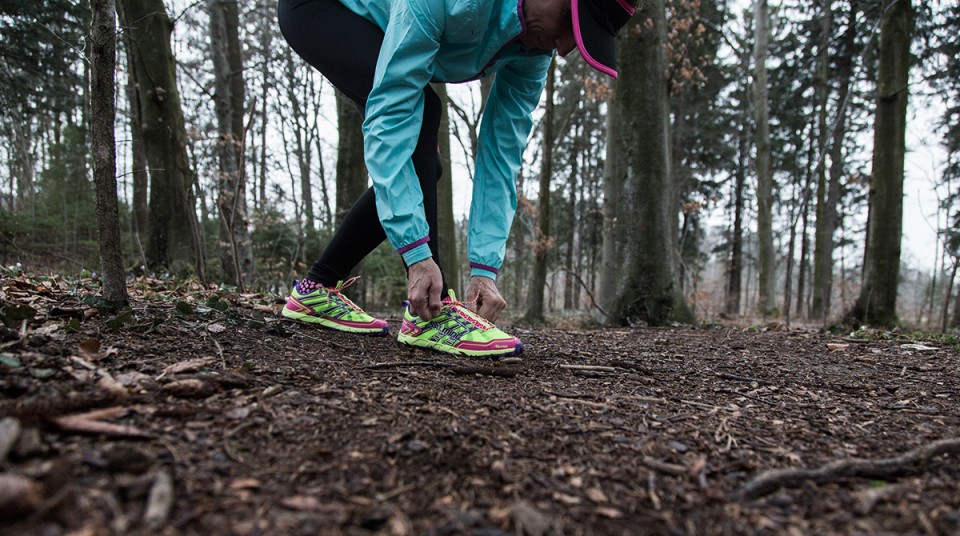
[338,0,552,280]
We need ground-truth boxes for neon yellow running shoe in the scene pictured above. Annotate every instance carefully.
[397,291,522,358]
[281,276,388,336]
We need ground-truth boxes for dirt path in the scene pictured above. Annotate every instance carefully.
[1,275,959,534]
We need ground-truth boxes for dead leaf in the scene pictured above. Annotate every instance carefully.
[144,470,174,530]
[53,412,150,438]
[900,343,937,351]
[585,487,608,503]
[0,474,43,519]
[78,338,102,360]
[162,379,216,398]
[161,357,216,377]
[826,343,849,351]
[207,323,227,334]
[595,507,623,519]
[281,495,323,511]
[230,479,262,491]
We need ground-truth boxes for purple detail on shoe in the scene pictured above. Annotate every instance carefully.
[297,278,323,294]
[398,236,430,255]
[469,262,499,275]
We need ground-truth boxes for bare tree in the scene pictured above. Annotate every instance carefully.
[847,0,913,326]
[89,0,128,308]
[753,0,777,317]
[208,0,255,288]
[600,0,694,326]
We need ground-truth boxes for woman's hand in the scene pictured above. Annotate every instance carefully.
[465,276,506,323]
[407,258,443,320]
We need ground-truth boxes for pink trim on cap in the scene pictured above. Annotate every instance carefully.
[572,0,619,79]
[615,0,636,15]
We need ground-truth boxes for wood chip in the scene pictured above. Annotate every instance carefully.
[0,474,42,519]
[0,417,21,463]
[160,357,217,377]
[281,495,323,511]
[144,469,174,530]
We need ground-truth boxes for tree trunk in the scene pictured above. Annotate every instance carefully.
[726,65,750,317]
[847,0,912,327]
[335,90,367,227]
[90,0,128,308]
[526,60,555,324]
[601,0,694,326]
[208,0,255,288]
[753,0,777,317]
[434,83,461,292]
[118,0,201,273]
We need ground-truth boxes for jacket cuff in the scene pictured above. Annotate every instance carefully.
[469,262,499,281]
[399,238,432,266]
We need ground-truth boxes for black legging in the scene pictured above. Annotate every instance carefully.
[277,0,446,291]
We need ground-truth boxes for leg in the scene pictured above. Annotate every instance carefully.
[278,0,446,291]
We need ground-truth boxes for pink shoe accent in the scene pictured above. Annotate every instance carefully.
[401,318,422,336]
[455,338,521,352]
[285,296,311,314]
[330,318,388,329]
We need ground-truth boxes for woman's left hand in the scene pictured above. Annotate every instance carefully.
[464,276,506,323]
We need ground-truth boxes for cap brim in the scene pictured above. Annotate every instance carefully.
[572,0,635,79]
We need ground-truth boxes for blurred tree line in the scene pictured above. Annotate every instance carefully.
[2,0,959,329]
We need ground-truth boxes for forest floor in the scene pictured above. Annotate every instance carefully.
[1,273,959,535]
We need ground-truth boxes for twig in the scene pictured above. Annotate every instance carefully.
[448,367,521,378]
[641,457,688,476]
[717,372,765,384]
[741,437,960,499]
[559,364,617,373]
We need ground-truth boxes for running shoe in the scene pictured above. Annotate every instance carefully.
[397,290,522,358]
[281,277,389,335]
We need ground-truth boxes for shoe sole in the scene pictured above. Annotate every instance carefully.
[397,332,523,358]
[282,308,389,336]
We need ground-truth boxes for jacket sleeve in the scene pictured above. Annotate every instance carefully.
[467,54,551,280]
[362,0,444,266]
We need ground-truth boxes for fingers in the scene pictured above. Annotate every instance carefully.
[407,259,443,320]
[478,293,505,323]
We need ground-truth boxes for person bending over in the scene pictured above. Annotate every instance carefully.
[277,0,636,357]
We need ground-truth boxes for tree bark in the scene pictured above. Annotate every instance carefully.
[208,0,255,288]
[601,1,694,326]
[335,90,367,227]
[753,0,777,317]
[118,0,201,273]
[90,0,128,308]
[847,0,912,327]
[526,60,555,324]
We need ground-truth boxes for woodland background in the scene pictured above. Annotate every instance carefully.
[2,0,959,329]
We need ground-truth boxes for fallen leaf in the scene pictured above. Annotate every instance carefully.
[207,323,227,334]
[78,338,102,360]
[900,343,937,351]
[144,470,174,530]
[585,487,608,503]
[161,357,216,377]
[826,343,849,351]
[281,495,323,511]
[52,415,150,438]
[595,506,623,519]
[0,418,21,463]
[230,479,262,490]
[162,379,217,398]
[0,474,43,519]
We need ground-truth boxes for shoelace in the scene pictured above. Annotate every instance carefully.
[441,297,492,330]
[326,276,363,313]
